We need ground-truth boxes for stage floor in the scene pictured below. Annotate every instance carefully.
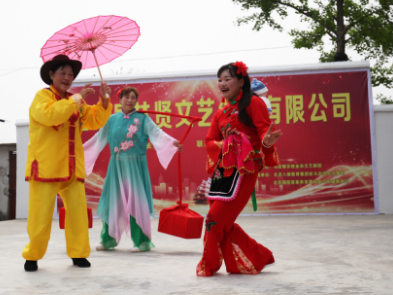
[1,215,392,294]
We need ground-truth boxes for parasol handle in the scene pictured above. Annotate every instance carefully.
[91,50,110,99]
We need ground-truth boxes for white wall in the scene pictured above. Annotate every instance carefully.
[0,144,16,220]
[374,105,393,214]
[15,121,29,219]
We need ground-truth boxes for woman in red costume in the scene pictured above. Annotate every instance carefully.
[196,62,282,277]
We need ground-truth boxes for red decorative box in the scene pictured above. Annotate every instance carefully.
[158,203,204,239]
[59,207,93,229]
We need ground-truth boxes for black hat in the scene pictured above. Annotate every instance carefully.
[40,55,82,85]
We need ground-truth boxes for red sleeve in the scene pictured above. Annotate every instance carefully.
[247,96,280,167]
[204,111,223,173]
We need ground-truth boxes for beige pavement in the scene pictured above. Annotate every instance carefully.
[1,215,393,294]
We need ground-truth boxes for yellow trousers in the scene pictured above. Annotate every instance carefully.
[22,176,91,260]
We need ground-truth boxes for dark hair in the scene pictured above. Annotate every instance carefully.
[217,63,256,128]
[119,87,139,99]
[49,63,75,82]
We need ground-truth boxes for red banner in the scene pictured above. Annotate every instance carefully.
[62,70,375,215]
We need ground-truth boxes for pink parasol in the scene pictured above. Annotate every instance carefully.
[41,15,140,88]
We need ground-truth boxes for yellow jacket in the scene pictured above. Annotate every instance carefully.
[25,85,112,182]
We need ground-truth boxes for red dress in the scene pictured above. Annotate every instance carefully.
[196,93,280,277]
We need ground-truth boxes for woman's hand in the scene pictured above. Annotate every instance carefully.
[221,127,239,140]
[80,83,95,99]
[174,141,183,153]
[99,82,111,109]
[99,82,111,99]
[263,122,283,147]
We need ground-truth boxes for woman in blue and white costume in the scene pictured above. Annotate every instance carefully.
[83,87,182,252]
[250,78,273,116]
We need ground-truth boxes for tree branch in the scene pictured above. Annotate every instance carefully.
[327,31,336,39]
[277,0,337,36]
[344,10,378,35]
[345,24,390,43]
[345,36,354,44]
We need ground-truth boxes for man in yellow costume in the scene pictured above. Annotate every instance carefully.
[22,55,112,272]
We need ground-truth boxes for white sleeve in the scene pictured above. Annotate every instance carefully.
[83,122,109,176]
[144,116,177,169]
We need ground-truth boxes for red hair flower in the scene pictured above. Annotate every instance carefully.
[117,88,124,99]
[234,61,248,76]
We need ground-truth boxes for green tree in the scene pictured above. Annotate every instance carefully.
[375,93,393,104]
[234,0,393,88]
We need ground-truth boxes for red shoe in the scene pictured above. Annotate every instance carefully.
[196,261,217,277]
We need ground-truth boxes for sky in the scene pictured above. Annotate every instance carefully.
[0,0,390,143]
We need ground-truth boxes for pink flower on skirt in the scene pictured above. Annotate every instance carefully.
[127,140,134,148]
[114,147,118,152]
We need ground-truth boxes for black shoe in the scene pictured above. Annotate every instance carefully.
[24,260,38,272]
[71,258,91,268]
